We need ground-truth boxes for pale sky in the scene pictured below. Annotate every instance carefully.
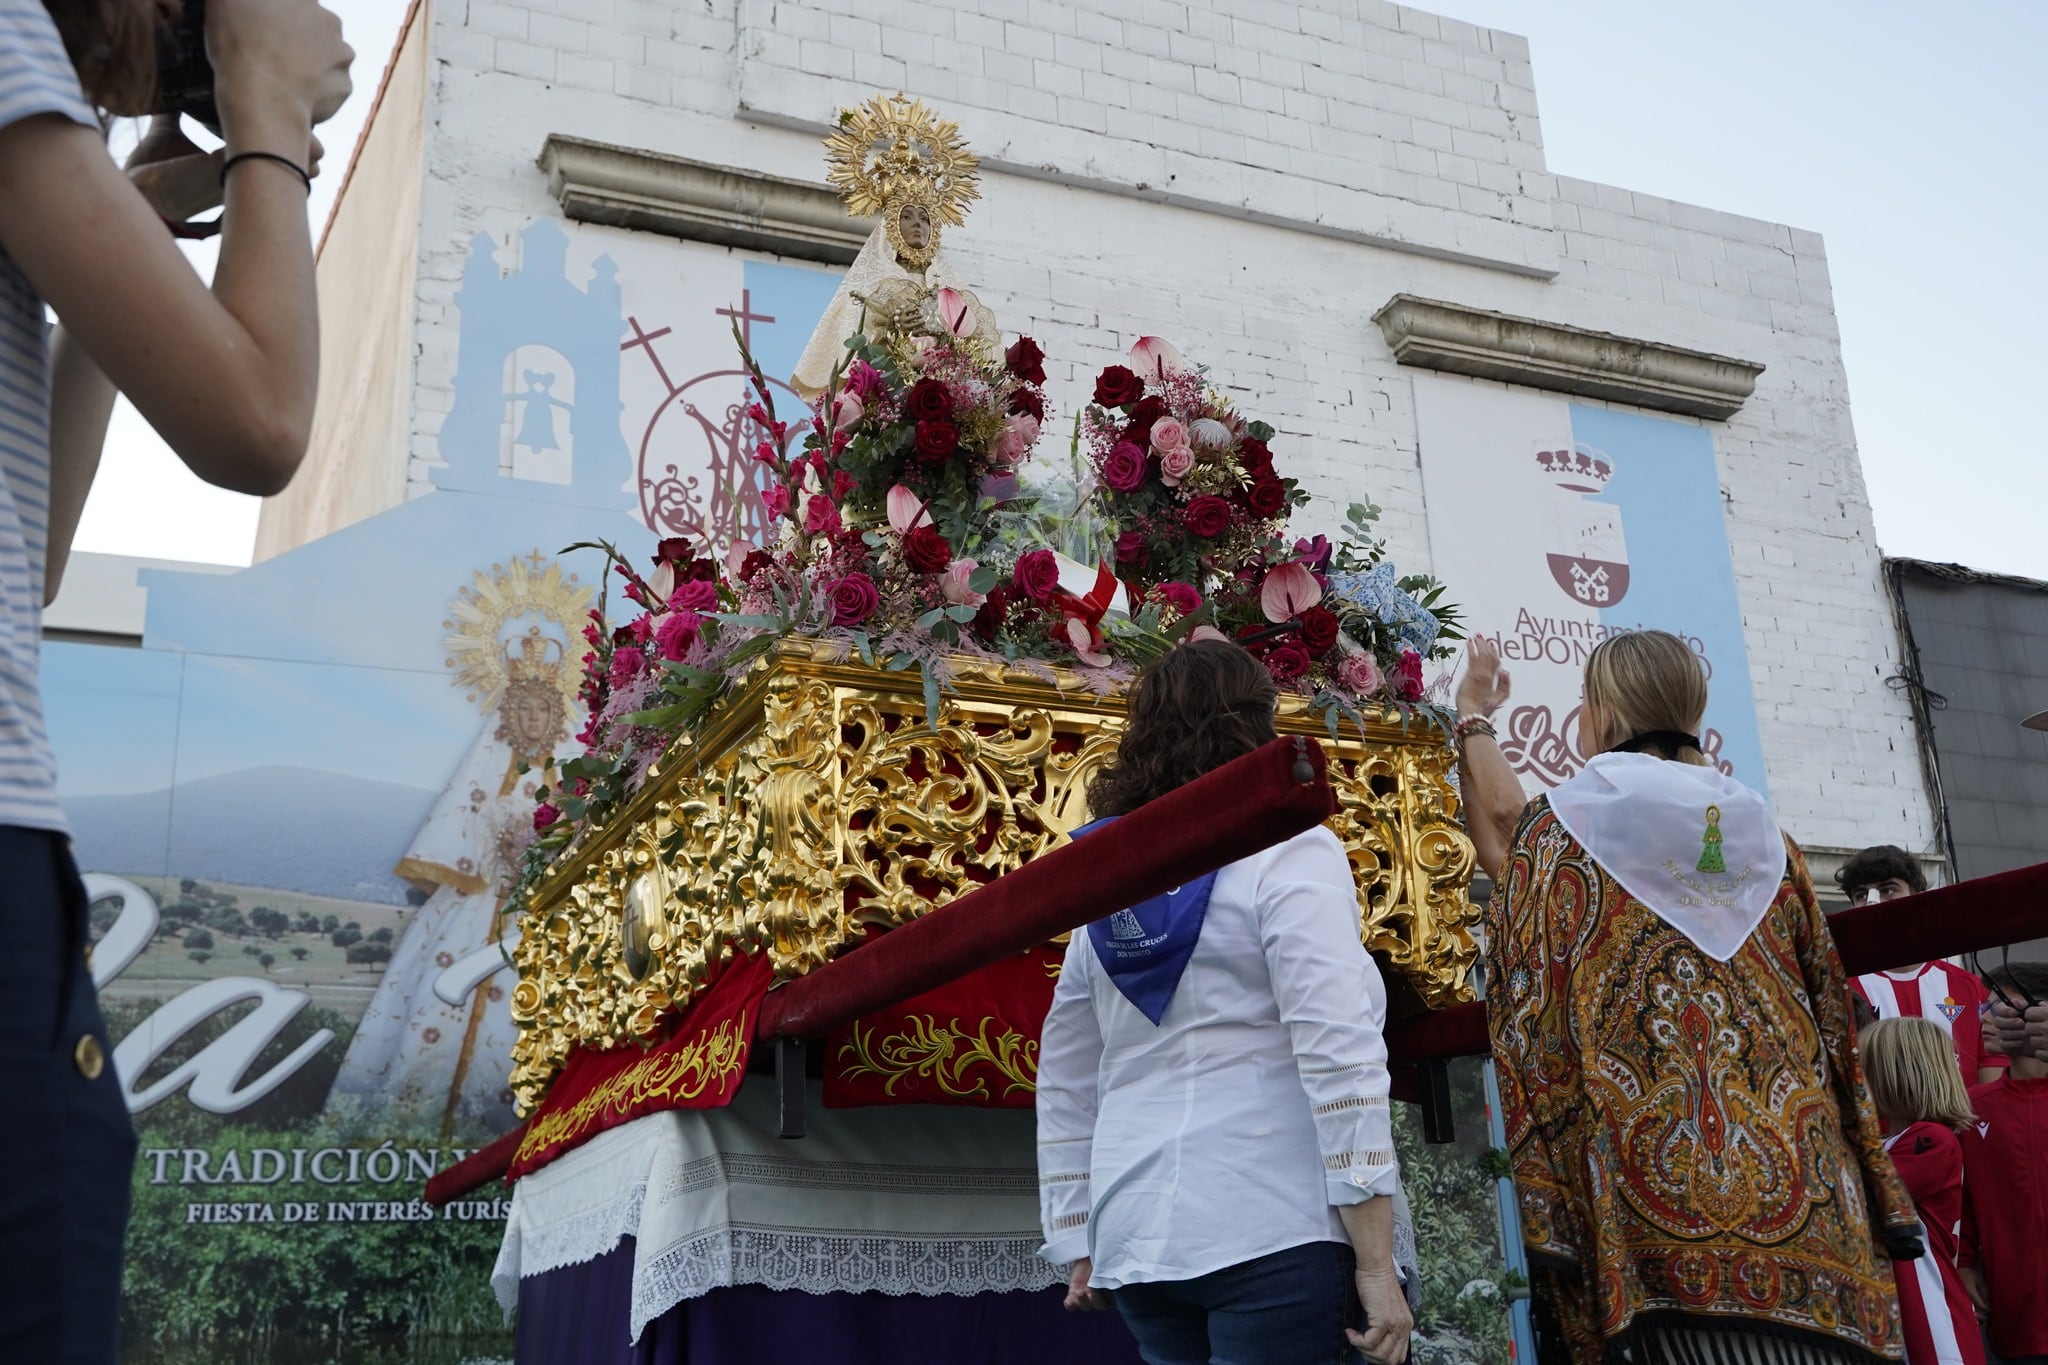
[71,0,2048,582]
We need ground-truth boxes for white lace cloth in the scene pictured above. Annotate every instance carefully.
[492,1080,1065,1341]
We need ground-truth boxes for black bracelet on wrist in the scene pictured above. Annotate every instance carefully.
[221,151,313,194]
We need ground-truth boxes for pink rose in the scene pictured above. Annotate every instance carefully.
[1149,416,1189,454]
[1339,651,1384,696]
[1393,648,1425,702]
[1158,445,1195,487]
[1101,441,1148,494]
[805,494,842,537]
[608,646,647,690]
[831,391,864,432]
[939,558,986,607]
[533,802,562,832]
[654,609,701,661]
[1156,581,1202,615]
[829,572,879,626]
[669,578,716,612]
[1014,549,1060,603]
[991,412,1039,466]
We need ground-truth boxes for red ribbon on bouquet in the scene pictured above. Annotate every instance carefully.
[1048,561,1121,664]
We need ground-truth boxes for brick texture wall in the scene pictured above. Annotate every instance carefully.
[393,0,1936,853]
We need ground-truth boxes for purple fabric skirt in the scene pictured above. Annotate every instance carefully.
[514,1236,1144,1364]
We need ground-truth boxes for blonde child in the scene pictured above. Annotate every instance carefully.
[1863,1017,1984,1365]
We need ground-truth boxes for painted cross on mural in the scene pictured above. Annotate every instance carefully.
[623,291,808,555]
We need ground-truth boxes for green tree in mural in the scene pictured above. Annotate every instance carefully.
[182,929,214,951]
[331,926,362,948]
[250,906,290,938]
[290,946,309,963]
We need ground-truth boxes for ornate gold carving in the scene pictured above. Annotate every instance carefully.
[509,641,1478,1115]
[836,1016,1040,1102]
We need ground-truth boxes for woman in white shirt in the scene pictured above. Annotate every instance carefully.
[1036,639,1413,1365]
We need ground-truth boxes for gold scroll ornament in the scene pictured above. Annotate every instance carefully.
[508,640,1479,1115]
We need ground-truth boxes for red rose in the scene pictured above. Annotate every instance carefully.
[739,549,774,580]
[1182,495,1232,538]
[1298,605,1339,654]
[1008,387,1045,422]
[1005,337,1047,385]
[533,802,562,832]
[1247,476,1287,518]
[1093,365,1144,407]
[1156,581,1202,615]
[1239,437,1274,477]
[655,537,695,565]
[1114,530,1148,566]
[1265,643,1312,683]
[907,378,953,421]
[1101,441,1148,493]
[830,572,880,626]
[972,586,1009,640]
[1014,549,1060,602]
[904,525,953,574]
[915,419,961,462]
[1122,395,1167,445]
[1393,649,1426,702]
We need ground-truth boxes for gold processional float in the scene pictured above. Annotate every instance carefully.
[503,96,1482,1122]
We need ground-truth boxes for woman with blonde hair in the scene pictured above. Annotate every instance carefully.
[1862,1017,1985,1365]
[1464,629,1921,1364]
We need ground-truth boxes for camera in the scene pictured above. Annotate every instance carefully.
[153,0,220,132]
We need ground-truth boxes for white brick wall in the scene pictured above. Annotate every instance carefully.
[388,0,1935,853]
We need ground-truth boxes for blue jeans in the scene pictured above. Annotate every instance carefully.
[1112,1240,1362,1365]
[0,828,135,1362]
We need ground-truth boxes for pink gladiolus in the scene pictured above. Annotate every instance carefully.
[935,288,977,339]
[1158,445,1196,487]
[939,558,986,607]
[831,391,864,432]
[761,484,792,520]
[1130,336,1190,381]
[1260,562,1324,622]
[805,494,842,537]
[1149,416,1189,453]
[886,484,928,535]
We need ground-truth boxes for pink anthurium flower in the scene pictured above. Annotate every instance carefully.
[935,288,977,339]
[1063,617,1112,668]
[1260,562,1323,623]
[1186,624,1231,645]
[1130,336,1190,381]
[939,558,986,607]
[886,484,929,535]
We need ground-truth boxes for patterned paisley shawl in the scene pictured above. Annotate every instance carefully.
[1486,800,1914,1365]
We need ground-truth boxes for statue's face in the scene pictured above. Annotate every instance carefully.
[512,691,558,748]
[897,204,933,253]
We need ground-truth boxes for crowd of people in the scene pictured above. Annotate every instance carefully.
[1041,631,2047,1365]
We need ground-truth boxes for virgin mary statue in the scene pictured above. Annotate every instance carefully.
[792,93,1000,399]
[333,560,589,1138]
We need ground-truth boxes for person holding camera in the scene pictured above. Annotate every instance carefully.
[1,0,350,1357]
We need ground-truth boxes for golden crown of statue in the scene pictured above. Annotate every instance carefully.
[505,629,565,687]
[442,552,593,712]
[824,93,980,271]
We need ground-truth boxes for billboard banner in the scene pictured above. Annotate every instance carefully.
[48,219,836,1362]
[1414,373,1767,796]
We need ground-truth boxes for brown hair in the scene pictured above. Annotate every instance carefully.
[1086,639,1278,819]
[44,0,167,116]
[1984,959,2048,1001]
[1862,1016,1976,1131]
[1836,845,1927,900]
[1580,630,1710,765]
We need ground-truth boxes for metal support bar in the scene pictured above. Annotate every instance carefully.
[1420,1058,1454,1144]
[775,1036,806,1139]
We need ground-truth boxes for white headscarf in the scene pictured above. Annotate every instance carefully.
[1545,752,1787,962]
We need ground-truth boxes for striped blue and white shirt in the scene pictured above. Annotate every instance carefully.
[0,0,95,831]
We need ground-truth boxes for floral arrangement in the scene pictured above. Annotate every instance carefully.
[514,326,1461,902]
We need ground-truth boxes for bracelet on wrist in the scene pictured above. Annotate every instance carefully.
[221,150,313,194]
[1453,714,1496,744]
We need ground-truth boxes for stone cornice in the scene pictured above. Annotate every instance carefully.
[537,134,871,264]
[1371,294,1765,420]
